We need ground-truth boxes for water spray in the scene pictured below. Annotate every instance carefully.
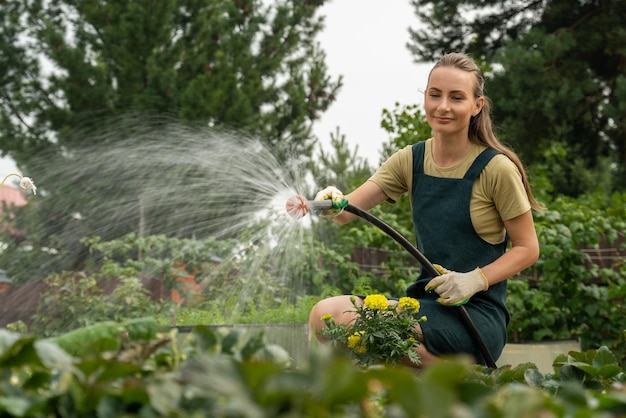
[287,194,497,369]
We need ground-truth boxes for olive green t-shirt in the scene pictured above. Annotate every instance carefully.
[369,138,531,244]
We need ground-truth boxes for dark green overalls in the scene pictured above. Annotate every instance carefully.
[405,141,509,362]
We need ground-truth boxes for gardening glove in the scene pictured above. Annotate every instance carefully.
[424,266,489,306]
[314,186,348,218]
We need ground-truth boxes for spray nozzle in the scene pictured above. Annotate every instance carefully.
[285,194,348,219]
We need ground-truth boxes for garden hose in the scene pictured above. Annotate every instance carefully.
[286,195,497,368]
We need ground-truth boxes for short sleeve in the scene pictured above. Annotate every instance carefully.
[368,145,413,204]
[483,155,531,221]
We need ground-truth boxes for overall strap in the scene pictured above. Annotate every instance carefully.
[463,148,500,181]
[412,142,426,172]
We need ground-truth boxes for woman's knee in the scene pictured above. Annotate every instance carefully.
[308,295,360,335]
[415,343,439,367]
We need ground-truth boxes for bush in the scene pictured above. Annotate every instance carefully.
[509,191,626,360]
[2,319,626,417]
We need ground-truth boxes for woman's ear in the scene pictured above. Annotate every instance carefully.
[473,97,485,116]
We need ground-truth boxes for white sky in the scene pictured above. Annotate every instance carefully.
[313,0,433,166]
[0,1,434,179]
[0,157,19,181]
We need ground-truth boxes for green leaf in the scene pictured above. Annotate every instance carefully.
[221,329,245,355]
[34,340,74,370]
[0,330,37,367]
[191,326,220,353]
[559,364,586,382]
[317,360,369,405]
[524,367,547,387]
[0,329,22,355]
[369,367,421,415]
[123,317,159,342]
[554,382,591,407]
[597,365,623,380]
[0,396,32,416]
[593,346,618,368]
[51,322,122,357]
[240,331,266,361]
[96,360,144,383]
[252,345,291,368]
[22,371,53,391]
[148,379,182,416]
[570,363,599,378]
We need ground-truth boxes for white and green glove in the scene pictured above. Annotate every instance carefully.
[425,266,489,306]
[314,186,348,218]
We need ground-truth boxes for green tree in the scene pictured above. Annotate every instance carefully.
[309,127,373,192]
[407,0,626,195]
[0,0,341,165]
[0,0,341,279]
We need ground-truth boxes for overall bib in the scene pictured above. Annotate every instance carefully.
[405,141,509,362]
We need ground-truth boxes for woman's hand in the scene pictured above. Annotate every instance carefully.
[425,267,489,306]
[314,186,346,218]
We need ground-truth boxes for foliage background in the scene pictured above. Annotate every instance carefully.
[0,0,625,371]
[3,318,626,417]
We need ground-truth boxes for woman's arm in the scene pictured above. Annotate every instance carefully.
[330,181,389,225]
[480,210,540,285]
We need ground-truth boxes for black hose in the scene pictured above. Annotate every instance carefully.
[344,204,497,369]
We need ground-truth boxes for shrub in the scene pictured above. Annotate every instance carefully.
[2,319,626,417]
[509,192,626,360]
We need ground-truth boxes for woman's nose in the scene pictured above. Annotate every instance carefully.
[437,98,450,111]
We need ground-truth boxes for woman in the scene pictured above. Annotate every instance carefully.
[309,52,542,367]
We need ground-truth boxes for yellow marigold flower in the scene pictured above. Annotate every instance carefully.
[347,331,364,348]
[363,294,388,311]
[354,344,367,354]
[398,297,420,312]
[320,314,333,322]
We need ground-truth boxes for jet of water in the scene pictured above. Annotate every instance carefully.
[11,112,323,329]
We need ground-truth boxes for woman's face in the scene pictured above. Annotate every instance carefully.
[424,66,483,137]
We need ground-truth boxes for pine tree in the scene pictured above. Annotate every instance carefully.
[0,0,342,280]
[407,0,626,194]
[0,0,341,165]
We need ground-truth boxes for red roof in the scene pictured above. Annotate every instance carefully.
[0,184,28,209]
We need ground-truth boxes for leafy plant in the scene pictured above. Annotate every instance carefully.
[508,191,626,361]
[506,279,570,342]
[320,294,426,367]
[4,318,626,416]
[31,271,166,336]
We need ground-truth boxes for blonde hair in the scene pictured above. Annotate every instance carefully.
[430,52,544,211]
